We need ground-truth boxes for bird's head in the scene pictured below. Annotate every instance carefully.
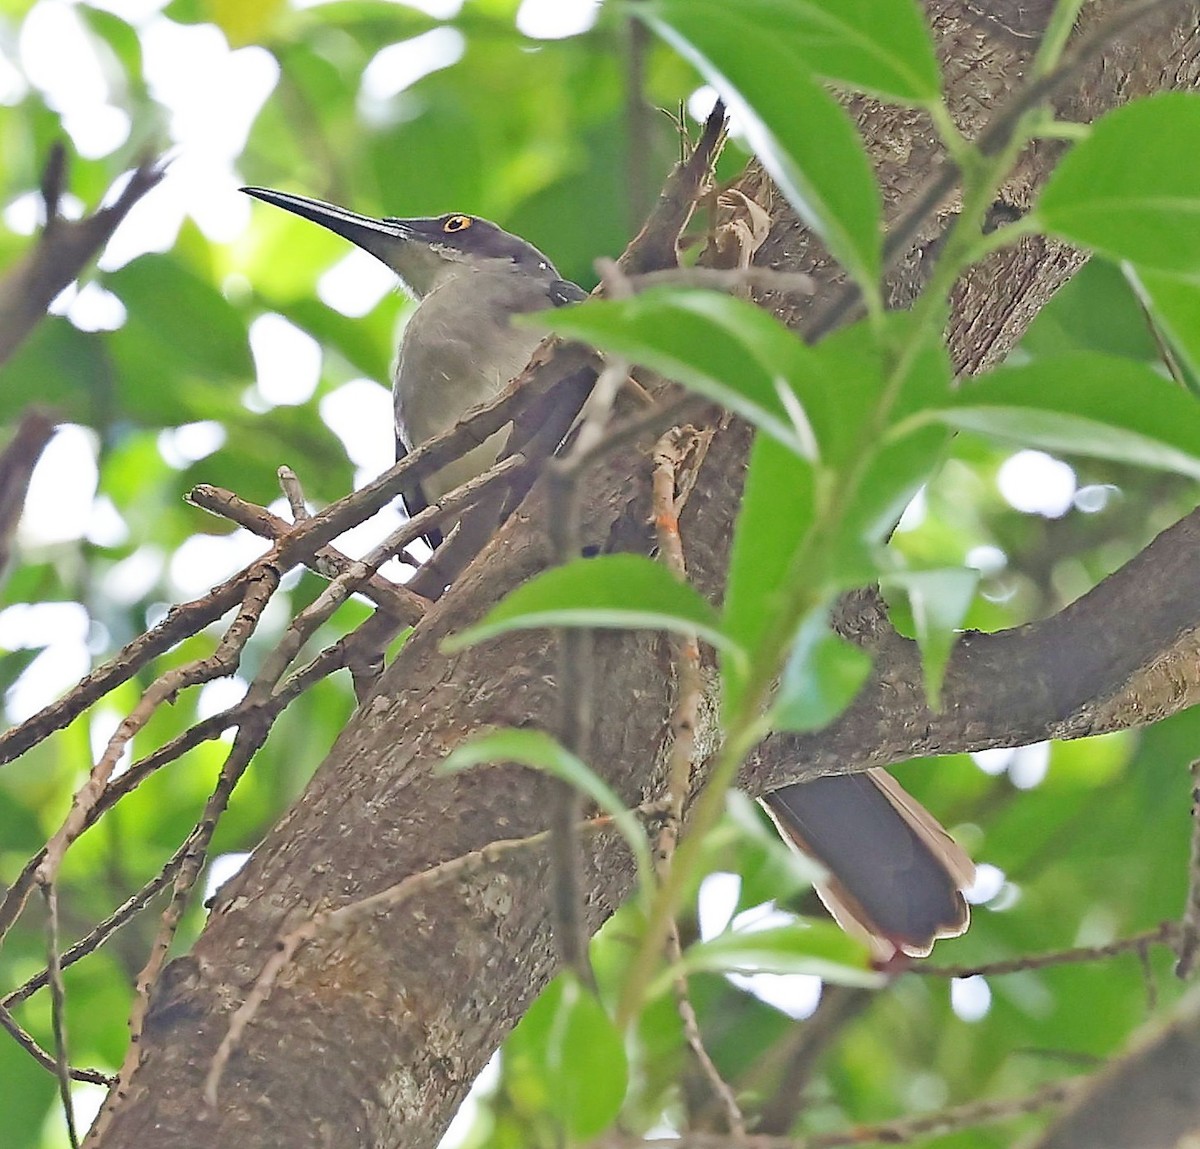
[241,187,558,298]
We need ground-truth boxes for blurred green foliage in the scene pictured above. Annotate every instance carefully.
[0,2,1197,1148]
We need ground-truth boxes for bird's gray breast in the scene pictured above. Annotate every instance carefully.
[393,270,557,501]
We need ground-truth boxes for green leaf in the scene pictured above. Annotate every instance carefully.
[106,253,254,381]
[663,922,882,990]
[805,312,952,471]
[646,0,941,104]
[533,289,823,458]
[1021,258,1160,364]
[639,2,883,298]
[443,728,654,895]
[881,567,978,709]
[505,974,628,1140]
[443,554,737,657]
[837,423,950,552]
[0,318,115,426]
[909,351,1200,479]
[773,612,872,732]
[1125,266,1200,394]
[1036,93,1200,274]
[722,432,817,719]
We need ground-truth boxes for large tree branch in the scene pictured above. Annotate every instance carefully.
[747,501,1200,793]
[92,3,1200,1147]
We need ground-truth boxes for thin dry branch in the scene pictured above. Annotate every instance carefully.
[276,465,309,521]
[34,566,281,888]
[750,986,875,1136]
[0,627,356,948]
[605,1077,1082,1147]
[187,482,426,625]
[0,569,252,767]
[247,453,522,701]
[0,1001,112,1087]
[916,921,1181,979]
[652,428,743,1138]
[5,852,183,1009]
[42,884,79,1149]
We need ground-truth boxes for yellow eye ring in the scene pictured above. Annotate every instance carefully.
[443,215,473,233]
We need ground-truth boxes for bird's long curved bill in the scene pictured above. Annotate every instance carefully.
[240,186,411,262]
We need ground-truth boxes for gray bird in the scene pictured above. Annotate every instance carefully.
[241,187,586,543]
[241,186,973,959]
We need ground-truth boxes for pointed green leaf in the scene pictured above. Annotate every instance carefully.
[1022,259,1160,364]
[773,612,873,733]
[1037,93,1200,274]
[505,974,628,1140]
[837,424,951,552]
[444,554,738,657]
[882,567,978,709]
[443,728,654,893]
[639,3,883,297]
[1125,266,1200,393]
[533,289,824,458]
[644,0,941,103]
[908,352,1200,478]
[722,433,817,720]
[662,922,882,991]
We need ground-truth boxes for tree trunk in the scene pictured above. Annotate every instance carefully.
[92,3,1200,1146]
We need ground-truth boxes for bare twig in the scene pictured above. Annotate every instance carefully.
[5,851,182,1009]
[42,884,79,1149]
[188,483,426,624]
[619,99,726,277]
[277,465,309,521]
[99,718,273,1139]
[0,1001,112,1086]
[0,629,355,951]
[34,566,281,889]
[545,445,600,983]
[602,1077,1081,1147]
[917,921,1181,980]
[806,1078,1080,1146]
[652,428,709,848]
[751,986,874,1135]
[650,429,742,1135]
[247,454,522,700]
[0,570,252,768]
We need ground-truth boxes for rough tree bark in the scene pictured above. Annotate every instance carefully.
[92,3,1200,1146]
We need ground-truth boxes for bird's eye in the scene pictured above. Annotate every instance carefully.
[443,215,473,233]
